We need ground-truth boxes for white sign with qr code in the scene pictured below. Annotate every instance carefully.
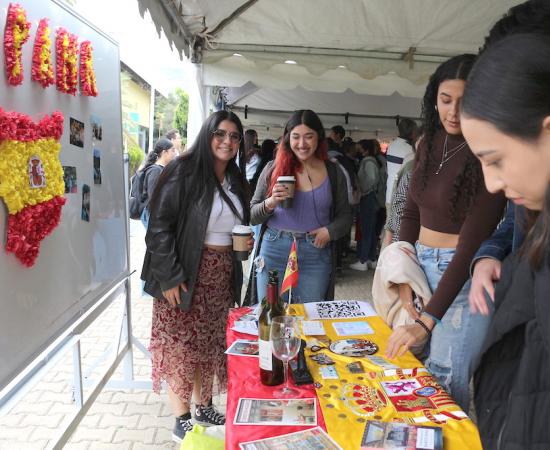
[304,300,377,320]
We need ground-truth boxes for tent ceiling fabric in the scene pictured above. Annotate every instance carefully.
[138,0,522,95]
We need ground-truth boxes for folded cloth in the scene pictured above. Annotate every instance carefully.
[372,241,432,354]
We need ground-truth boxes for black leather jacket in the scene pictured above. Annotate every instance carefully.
[141,162,245,309]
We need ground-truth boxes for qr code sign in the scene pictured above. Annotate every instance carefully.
[315,301,365,319]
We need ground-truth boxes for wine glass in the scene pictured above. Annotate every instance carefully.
[270,316,301,398]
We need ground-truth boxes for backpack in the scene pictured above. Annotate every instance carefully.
[129,167,150,220]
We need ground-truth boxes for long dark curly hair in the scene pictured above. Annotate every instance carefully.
[418,53,483,221]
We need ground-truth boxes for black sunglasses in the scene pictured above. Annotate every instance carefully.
[212,129,242,144]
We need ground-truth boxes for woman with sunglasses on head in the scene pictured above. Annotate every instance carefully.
[251,109,352,303]
[384,54,506,413]
[141,110,253,443]
[461,33,550,450]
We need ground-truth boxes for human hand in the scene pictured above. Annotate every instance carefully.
[247,236,255,252]
[385,315,434,359]
[162,282,188,308]
[469,258,501,315]
[382,231,393,248]
[398,283,420,320]
[265,183,290,210]
[309,227,330,248]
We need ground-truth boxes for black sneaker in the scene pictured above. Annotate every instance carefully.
[194,404,226,426]
[172,413,193,443]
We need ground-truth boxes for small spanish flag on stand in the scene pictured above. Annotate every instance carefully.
[281,239,299,297]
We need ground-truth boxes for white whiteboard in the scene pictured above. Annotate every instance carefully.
[0,0,129,392]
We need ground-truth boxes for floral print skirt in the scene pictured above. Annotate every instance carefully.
[149,247,233,405]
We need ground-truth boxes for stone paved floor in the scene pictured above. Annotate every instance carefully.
[0,222,374,449]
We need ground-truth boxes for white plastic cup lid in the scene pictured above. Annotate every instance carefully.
[232,225,252,234]
[277,176,296,182]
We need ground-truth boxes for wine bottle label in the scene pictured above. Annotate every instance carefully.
[259,339,272,370]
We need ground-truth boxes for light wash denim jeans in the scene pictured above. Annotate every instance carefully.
[256,227,332,303]
[416,242,493,413]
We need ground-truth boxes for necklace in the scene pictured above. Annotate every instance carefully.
[435,135,468,175]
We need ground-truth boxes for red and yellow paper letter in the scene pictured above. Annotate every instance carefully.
[55,28,78,95]
[79,41,98,96]
[0,109,66,267]
[32,18,55,88]
[3,3,31,86]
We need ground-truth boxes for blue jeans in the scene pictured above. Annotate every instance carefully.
[416,242,493,413]
[140,208,150,230]
[256,227,332,303]
[358,192,380,262]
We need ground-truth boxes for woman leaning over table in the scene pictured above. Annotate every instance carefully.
[251,109,351,303]
[384,54,506,413]
[141,110,253,443]
[461,34,550,450]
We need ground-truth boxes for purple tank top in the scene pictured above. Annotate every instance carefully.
[268,177,332,232]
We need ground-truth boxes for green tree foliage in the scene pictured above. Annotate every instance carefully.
[173,88,189,141]
[125,131,144,176]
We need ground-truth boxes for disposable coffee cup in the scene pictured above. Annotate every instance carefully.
[232,225,252,261]
[277,176,296,209]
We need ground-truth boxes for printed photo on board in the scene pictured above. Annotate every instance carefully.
[69,118,85,148]
[63,166,77,193]
[81,184,90,221]
[93,148,102,185]
[91,114,102,141]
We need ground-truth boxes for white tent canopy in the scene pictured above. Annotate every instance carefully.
[137,0,523,139]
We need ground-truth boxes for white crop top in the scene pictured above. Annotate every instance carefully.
[204,179,244,246]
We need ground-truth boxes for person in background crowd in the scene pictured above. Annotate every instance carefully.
[250,138,276,195]
[251,110,351,303]
[350,139,385,271]
[140,138,178,229]
[165,129,183,154]
[328,125,346,151]
[141,111,252,443]
[461,33,550,450]
[384,54,506,414]
[244,129,261,184]
[385,118,418,205]
[469,0,550,315]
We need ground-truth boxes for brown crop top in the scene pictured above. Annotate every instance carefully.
[399,130,506,320]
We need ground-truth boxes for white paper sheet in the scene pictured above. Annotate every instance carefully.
[304,300,377,320]
[301,320,326,335]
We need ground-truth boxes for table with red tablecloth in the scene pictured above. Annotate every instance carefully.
[225,308,327,449]
[225,305,482,450]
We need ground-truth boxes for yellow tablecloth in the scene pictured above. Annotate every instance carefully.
[292,304,482,450]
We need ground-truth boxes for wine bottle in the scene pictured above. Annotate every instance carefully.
[259,270,285,386]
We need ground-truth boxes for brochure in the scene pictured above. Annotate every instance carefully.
[234,398,317,426]
[225,339,259,357]
[232,320,259,336]
[301,320,326,335]
[332,321,374,336]
[305,300,377,320]
[361,420,443,450]
[239,427,342,450]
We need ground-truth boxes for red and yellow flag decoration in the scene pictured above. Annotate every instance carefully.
[32,18,55,88]
[4,3,31,86]
[281,239,298,294]
[0,108,66,267]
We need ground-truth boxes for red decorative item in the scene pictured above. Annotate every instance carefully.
[55,28,78,95]
[0,108,64,142]
[31,18,54,88]
[79,41,98,96]
[3,3,31,86]
[6,196,65,267]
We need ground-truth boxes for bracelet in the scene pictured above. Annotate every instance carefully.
[414,318,432,337]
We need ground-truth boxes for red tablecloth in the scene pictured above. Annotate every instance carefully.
[225,308,326,449]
